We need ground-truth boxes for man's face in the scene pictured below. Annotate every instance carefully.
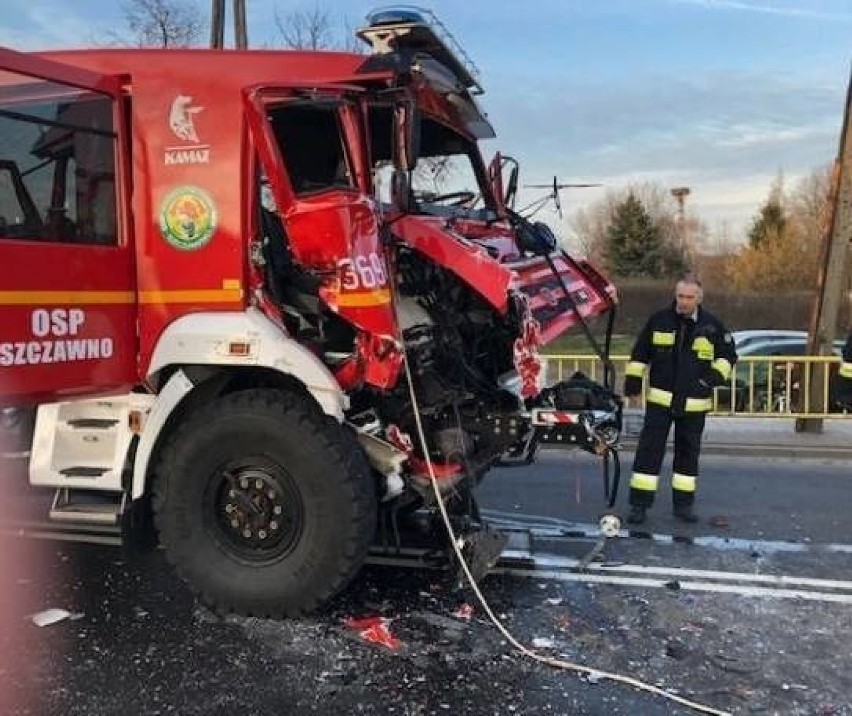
[675,281,702,316]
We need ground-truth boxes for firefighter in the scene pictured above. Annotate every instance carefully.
[835,333,852,409]
[623,275,737,525]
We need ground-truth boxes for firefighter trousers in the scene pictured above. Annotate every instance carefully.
[629,404,706,509]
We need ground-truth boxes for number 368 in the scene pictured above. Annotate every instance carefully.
[339,253,388,290]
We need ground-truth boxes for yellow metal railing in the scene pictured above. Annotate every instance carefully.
[544,354,848,418]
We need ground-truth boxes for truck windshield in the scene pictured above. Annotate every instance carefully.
[370,107,493,220]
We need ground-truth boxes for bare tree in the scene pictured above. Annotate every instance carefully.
[274,4,364,52]
[788,164,831,243]
[275,6,332,50]
[572,194,618,264]
[105,0,205,48]
[726,167,829,292]
[338,16,366,54]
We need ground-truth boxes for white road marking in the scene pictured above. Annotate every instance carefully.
[450,509,852,603]
[502,551,852,591]
[481,509,852,554]
[500,568,852,604]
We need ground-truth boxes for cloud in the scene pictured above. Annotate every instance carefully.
[484,69,844,240]
[670,0,852,22]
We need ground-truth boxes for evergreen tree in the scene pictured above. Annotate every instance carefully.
[747,177,786,249]
[604,193,666,278]
[747,199,786,249]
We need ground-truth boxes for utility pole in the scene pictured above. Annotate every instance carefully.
[797,66,852,433]
[210,0,247,49]
[671,186,691,256]
[210,0,225,49]
[234,0,248,49]
[671,186,690,221]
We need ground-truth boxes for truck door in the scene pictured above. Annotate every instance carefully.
[0,49,136,405]
[245,86,398,343]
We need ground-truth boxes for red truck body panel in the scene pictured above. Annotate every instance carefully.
[0,47,615,405]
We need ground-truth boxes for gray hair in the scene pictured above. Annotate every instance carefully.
[677,273,702,289]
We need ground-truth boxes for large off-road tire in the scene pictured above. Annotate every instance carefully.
[152,388,376,617]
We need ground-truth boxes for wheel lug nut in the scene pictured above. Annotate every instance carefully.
[270,521,278,530]
[255,479,263,489]
[243,529,252,538]
[230,519,239,528]
[240,478,249,489]
[259,530,267,539]
[273,506,282,515]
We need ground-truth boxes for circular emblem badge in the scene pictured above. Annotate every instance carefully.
[159,186,217,251]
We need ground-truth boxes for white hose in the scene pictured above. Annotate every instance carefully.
[398,343,730,716]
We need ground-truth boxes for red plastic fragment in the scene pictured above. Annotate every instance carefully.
[344,616,402,651]
[453,603,474,621]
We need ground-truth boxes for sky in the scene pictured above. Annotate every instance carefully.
[2,0,849,249]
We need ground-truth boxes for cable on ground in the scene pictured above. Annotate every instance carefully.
[399,343,730,716]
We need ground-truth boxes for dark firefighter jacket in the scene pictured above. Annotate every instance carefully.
[625,304,738,413]
[836,334,852,408]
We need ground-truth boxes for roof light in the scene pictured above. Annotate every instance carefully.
[359,5,483,95]
[366,7,427,27]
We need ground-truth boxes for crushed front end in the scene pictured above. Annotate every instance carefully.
[249,7,623,565]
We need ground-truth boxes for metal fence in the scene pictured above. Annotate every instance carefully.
[544,354,848,418]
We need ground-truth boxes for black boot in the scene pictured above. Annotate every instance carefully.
[673,505,699,523]
[626,505,646,525]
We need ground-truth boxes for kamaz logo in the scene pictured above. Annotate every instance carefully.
[169,95,203,143]
[164,95,211,165]
[165,148,210,165]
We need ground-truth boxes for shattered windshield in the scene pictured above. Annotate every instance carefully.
[370,107,494,220]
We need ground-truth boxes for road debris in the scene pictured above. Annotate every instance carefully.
[532,636,557,649]
[28,608,84,627]
[453,603,475,621]
[708,652,760,674]
[585,671,604,684]
[344,616,402,651]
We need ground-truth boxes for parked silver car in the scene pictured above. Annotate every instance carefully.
[718,335,843,412]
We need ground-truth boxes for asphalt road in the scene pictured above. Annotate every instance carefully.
[482,449,852,547]
[2,452,851,715]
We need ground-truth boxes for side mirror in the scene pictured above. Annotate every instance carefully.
[487,152,506,214]
[392,100,420,172]
[504,160,519,210]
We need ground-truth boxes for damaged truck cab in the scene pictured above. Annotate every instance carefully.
[0,8,617,616]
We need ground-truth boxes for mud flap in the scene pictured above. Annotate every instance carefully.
[455,525,509,588]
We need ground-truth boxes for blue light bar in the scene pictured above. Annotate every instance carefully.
[366,7,427,26]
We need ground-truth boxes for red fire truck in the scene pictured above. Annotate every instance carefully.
[0,8,618,616]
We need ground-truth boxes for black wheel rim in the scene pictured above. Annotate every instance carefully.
[203,456,304,564]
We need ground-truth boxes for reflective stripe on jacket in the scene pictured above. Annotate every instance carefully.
[628,304,738,413]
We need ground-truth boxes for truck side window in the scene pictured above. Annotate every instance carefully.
[0,71,118,245]
[268,103,353,195]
